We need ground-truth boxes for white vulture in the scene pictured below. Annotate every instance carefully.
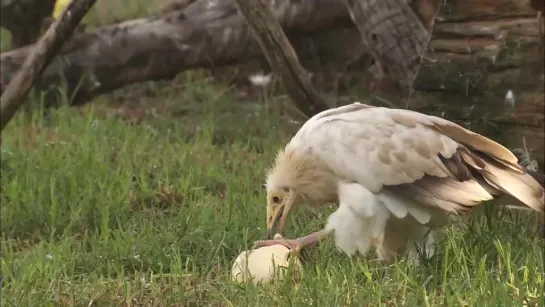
[254,102,544,263]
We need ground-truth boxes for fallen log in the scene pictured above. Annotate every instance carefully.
[0,0,352,106]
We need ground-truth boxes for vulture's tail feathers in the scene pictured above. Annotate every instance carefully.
[432,120,544,212]
[460,148,544,212]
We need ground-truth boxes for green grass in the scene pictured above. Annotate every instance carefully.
[1,78,544,306]
[1,2,544,305]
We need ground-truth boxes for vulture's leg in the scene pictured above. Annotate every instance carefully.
[374,218,411,263]
[374,219,435,265]
[388,225,435,266]
[253,229,330,252]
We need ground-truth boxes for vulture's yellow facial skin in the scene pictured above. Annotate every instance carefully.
[266,187,296,239]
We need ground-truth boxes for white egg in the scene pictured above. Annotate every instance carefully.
[231,245,303,284]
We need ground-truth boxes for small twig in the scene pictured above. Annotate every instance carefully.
[0,0,97,132]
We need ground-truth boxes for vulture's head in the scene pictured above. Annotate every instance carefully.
[264,148,338,239]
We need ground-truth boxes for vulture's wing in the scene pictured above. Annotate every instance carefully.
[289,103,544,216]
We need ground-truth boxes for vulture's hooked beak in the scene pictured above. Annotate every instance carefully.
[266,199,293,239]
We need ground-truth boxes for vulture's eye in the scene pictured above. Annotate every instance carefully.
[283,187,290,193]
[272,196,281,203]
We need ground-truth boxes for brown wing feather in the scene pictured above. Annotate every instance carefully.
[387,110,544,213]
[471,151,544,212]
[432,121,525,173]
[386,145,544,214]
[526,170,545,187]
[438,150,472,182]
[432,120,544,212]
[385,148,495,215]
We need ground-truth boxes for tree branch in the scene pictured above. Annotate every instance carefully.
[233,0,330,117]
[0,0,97,132]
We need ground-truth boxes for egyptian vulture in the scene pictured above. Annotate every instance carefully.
[254,102,544,263]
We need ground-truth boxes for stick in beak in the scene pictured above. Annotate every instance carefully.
[266,188,295,239]
[267,205,284,239]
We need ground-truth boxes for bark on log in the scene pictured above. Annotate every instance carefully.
[340,0,440,98]
[157,0,198,14]
[234,0,329,117]
[0,0,97,131]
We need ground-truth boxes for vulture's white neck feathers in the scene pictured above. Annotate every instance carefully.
[266,148,337,205]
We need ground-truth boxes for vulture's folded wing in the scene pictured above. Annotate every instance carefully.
[289,103,544,216]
